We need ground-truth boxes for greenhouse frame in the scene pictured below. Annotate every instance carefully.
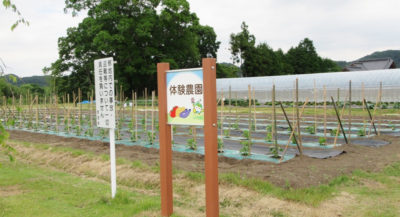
[216,69,400,102]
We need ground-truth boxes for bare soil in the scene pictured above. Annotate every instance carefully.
[8,129,400,188]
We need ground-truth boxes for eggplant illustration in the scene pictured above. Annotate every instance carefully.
[179,109,191,118]
[169,106,178,118]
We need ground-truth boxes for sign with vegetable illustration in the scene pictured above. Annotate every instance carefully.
[167,68,204,125]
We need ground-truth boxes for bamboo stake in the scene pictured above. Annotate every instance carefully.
[280,98,309,162]
[314,79,317,131]
[252,88,256,130]
[362,82,366,135]
[228,86,232,136]
[364,99,378,136]
[295,78,303,155]
[272,84,277,148]
[220,90,224,144]
[35,95,39,131]
[151,90,155,143]
[248,84,252,153]
[19,95,22,128]
[324,85,327,139]
[279,102,298,146]
[235,92,238,126]
[348,80,352,143]
[367,88,381,137]
[55,94,59,132]
[333,94,348,146]
[135,92,138,141]
[144,87,147,140]
[331,97,348,144]
[67,94,70,134]
[378,82,382,136]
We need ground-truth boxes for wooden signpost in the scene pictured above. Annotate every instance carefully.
[94,57,117,198]
[157,58,218,217]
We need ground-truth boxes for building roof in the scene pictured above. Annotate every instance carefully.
[344,58,396,71]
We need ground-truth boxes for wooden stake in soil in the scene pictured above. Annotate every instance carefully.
[144,87,148,139]
[348,80,352,143]
[228,86,232,136]
[364,99,378,136]
[135,92,138,141]
[248,84,252,153]
[331,97,348,144]
[323,85,327,139]
[272,84,278,148]
[151,90,155,143]
[279,102,298,146]
[220,90,224,144]
[35,95,39,131]
[378,82,382,136]
[295,78,303,155]
[252,88,256,130]
[362,82,366,135]
[19,95,22,128]
[314,79,317,131]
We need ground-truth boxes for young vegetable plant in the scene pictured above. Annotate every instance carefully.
[330,128,338,136]
[319,137,327,146]
[186,138,197,150]
[306,125,315,134]
[232,122,239,130]
[265,125,272,142]
[147,131,156,144]
[357,128,365,137]
[223,129,230,138]
[239,140,251,156]
[218,138,224,153]
[242,130,250,140]
[269,146,283,159]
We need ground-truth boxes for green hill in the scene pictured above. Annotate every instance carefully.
[4,74,50,87]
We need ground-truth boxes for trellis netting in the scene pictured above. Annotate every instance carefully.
[216,69,400,102]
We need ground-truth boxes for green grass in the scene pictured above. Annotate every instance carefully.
[0,157,160,217]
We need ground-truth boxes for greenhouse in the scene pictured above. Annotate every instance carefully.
[216,69,400,102]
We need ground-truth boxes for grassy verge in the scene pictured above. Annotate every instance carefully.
[0,156,161,217]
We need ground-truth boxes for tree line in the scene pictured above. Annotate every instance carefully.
[43,0,341,98]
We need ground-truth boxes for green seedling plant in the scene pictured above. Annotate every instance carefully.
[224,129,230,138]
[242,130,250,140]
[269,146,283,159]
[218,138,224,153]
[99,128,106,139]
[265,125,272,142]
[239,140,251,156]
[0,124,14,166]
[217,121,222,129]
[74,125,81,136]
[306,125,315,134]
[389,121,396,130]
[330,128,338,136]
[357,128,365,137]
[84,128,94,137]
[186,138,197,150]
[319,137,327,146]
[232,122,239,130]
[147,131,155,144]
[188,127,193,135]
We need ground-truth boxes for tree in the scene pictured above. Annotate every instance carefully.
[285,38,321,74]
[229,22,255,75]
[2,0,29,30]
[216,63,239,78]
[46,0,220,97]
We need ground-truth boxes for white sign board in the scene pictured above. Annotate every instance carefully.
[166,68,204,126]
[94,57,116,129]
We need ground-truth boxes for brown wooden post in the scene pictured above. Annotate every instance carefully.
[157,63,173,216]
[145,87,148,137]
[202,58,219,217]
[151,90,155,142]
[252,88,256,129]
[228,86,232,136]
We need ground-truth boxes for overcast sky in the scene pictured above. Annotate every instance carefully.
[1,0,399,77]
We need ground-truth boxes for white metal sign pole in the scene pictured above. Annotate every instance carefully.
[109,128,116,198]
[94,57,117,198]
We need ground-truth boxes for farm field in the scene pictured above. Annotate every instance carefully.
[1,133,400,217]
[1,93,400,216]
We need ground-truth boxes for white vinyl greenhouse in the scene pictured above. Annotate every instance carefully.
[216,69,400,102]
